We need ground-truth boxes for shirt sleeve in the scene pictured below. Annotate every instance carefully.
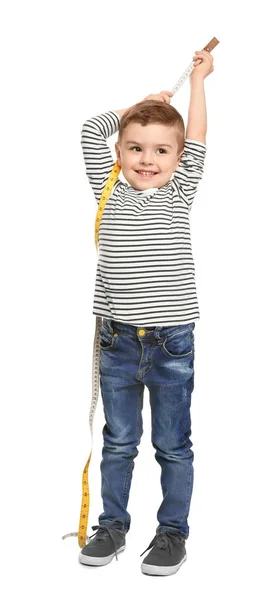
[81,110,120,205]
[172,138,207,212]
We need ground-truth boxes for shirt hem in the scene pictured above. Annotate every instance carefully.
[92,311,200,327]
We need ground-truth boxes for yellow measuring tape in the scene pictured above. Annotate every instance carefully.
[94,162,122,250]
[62,161,121,548]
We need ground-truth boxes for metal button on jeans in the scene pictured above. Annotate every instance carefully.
[137,328,146,336]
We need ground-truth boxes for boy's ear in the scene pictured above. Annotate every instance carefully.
[115,142,121,166]
[175,151,183,169]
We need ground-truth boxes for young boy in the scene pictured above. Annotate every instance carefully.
[79,50,214,576]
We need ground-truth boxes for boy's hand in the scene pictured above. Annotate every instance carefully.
[114,91,172,119]
[190,50,214,81]
[142,91,173,104]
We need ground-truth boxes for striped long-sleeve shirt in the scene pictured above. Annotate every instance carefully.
[81,111,207,327]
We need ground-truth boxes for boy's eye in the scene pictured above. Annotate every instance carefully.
[130,146,166,154]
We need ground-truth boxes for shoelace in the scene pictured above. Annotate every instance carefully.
[88,522,124,561]
[140,531,183,557]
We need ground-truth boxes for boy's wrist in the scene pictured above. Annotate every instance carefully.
[189,75,205,86]
[114,108,129,118]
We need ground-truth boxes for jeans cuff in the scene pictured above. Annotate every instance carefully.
[156,526,188,539]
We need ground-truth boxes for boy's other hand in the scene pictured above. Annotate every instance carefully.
[142,91,173,104]
[190,50,214,81]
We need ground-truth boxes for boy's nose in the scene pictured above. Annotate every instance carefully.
[140,154,154,165]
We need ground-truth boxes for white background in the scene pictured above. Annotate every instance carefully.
[1,1,278,598]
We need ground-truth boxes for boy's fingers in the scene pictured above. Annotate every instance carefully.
[160,90,173,103]
[160,90,173,98]
[195,50,213,62]
[143,91,173,103]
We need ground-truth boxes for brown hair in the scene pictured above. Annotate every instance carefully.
[118,100,185,155]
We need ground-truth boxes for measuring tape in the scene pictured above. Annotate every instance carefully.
[62,36,219,549]
[61,168,122,548]
[171,37,219,94]
[94,162,122,250]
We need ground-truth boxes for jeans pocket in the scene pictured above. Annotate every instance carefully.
[99,326,116,350]
[161,328,194,359]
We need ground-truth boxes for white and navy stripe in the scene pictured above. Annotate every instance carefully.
[81,111,206,326]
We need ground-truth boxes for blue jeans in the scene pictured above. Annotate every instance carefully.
[98,318,195,539]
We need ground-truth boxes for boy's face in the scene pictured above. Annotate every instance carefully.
[115,122,183,190]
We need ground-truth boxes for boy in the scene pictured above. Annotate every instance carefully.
[79,49,214,576]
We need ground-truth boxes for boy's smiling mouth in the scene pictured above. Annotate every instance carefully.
[135,170,158,178]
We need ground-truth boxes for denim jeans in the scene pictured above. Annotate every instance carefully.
[98,318,195,539]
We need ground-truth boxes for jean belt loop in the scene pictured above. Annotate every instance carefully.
[106,319,114,334]
[154,326,163,344]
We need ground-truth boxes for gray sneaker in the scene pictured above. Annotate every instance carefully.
[79,523,126,566]
[140,531,187,576]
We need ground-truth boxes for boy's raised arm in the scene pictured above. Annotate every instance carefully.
[173,70,208,212]
[185,77,207,144]
[173,136,207,213]
[81,111,120,205]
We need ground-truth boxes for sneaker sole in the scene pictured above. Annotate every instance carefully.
[79,544,126,566]
[141,553,187,576]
